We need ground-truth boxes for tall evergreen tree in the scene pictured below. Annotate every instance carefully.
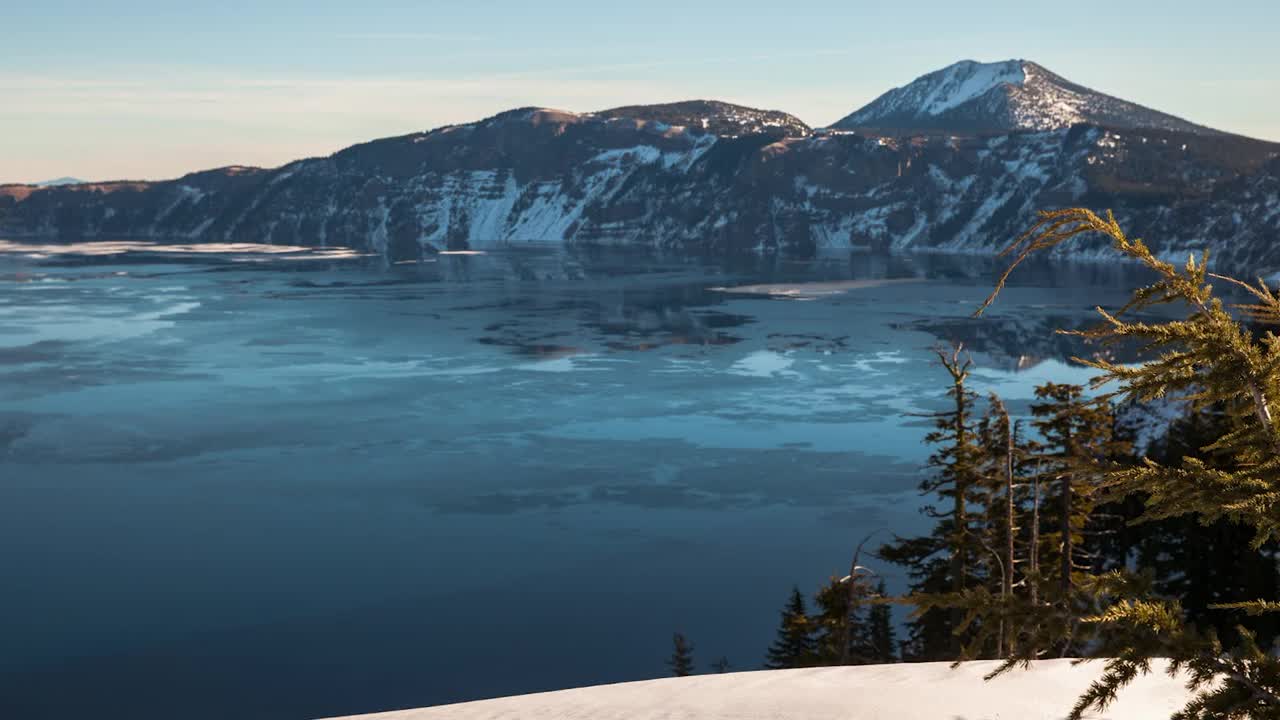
[939,387,1134,662]
[667,633,695,677]
[1030,382,1128,605]
[765,586,817,669]
[977,207,1280,719]
[974,394,1024,658]
[880,346,987,660]
[927,392,1052,662]
[1023,382,1131,657]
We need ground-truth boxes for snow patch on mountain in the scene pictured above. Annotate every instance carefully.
[917,60,1025,115]
[839,59,1028,128]
[597,100,811,138]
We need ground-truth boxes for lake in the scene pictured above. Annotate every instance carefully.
[0,242,1147,719]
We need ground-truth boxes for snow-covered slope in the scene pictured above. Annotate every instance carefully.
[834,59,1223,136]
[875,59,1028,118]
[322,660,1192,720]
[596,100,811,138]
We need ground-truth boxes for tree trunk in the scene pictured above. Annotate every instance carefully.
[841,537,873,666]
[952,383,969,592]
[937,346,972,658]
[1030,472,1040,608]
[950,380,969,656]
[841,579,857,666]
[1061,471,1073,600]
[1003,421,1017,658]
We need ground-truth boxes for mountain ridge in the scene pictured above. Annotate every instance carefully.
[595,100,811,138]
[3,60,1277,271]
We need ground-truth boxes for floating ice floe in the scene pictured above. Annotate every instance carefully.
[709,278,922,299]
[0,240,372,260]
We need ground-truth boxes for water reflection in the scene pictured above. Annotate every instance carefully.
[0,240,1164,720]
[899,314,1142,372]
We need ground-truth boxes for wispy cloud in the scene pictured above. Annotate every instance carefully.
[331,31,484,41]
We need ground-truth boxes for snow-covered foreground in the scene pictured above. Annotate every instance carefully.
[325,660,1190,720]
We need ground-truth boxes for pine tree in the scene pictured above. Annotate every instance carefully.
[925,392,1052,662]
[812,573,890,665]
[709,656,731,673]
[667,632,695,677]
[1030,383,1127,602]
[813,576,860,664]
[865,579,899,663]
[974,394,1023,658]
[1094,403,1280,648]
[977,207,1280,719]
[1025,382,1131,655]
[765,587,817,669]
[879,346,987,660]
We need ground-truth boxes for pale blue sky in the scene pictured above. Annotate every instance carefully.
[4,0,1277,182]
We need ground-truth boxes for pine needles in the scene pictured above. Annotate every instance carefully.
[974,206,1280,720]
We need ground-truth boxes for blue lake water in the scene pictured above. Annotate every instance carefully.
[0,243,1147,719]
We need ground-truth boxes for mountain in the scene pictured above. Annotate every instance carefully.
[2,64,1278,272]
[596,100,811,138]
[833,59,1222,136]
[35,177,86,187]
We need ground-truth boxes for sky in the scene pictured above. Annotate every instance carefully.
[3,0,1277,183]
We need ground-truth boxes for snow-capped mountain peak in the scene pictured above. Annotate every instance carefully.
[833,59,1221,136]
[905,59,1027,116]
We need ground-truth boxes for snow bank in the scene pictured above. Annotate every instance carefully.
[324,659,1191,720]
